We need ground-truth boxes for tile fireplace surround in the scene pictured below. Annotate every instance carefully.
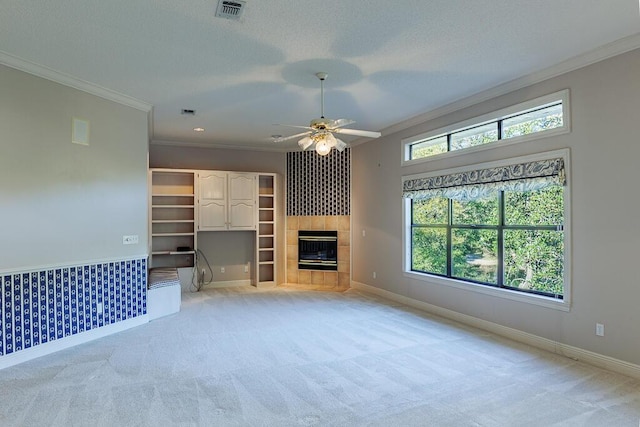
[286,216,350,291]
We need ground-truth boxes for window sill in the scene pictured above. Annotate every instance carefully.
[403,270,570,312]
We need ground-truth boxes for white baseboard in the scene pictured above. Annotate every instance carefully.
[204,279,252,289]
[351,281,640,380]
[0,316,149,370]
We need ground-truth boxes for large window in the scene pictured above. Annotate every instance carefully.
[403,90,569,164]
[404,151,569,305]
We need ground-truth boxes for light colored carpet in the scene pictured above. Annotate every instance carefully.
[0,286,639,426]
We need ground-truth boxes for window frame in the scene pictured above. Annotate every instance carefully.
[402,90,570,166]
[402,149,572,311]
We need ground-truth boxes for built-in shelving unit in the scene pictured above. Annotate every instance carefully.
[257,174,276,286]
[149,170,196,268]
[149,168,279,286]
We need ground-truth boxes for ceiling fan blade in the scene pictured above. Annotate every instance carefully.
[273,124,313,130]
[273,131,311,143]
[330,118,355,129]
[334,128,382,138]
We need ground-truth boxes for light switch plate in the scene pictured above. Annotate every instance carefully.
[122,235,139,245]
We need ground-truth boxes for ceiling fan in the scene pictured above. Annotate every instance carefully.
[274,72,381,155]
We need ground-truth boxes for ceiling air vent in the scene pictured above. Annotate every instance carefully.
[215,0,246,20]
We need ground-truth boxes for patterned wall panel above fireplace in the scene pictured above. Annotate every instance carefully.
[287,149,350,216]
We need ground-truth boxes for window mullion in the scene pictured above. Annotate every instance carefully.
[446,199,452,277]
[497,192,504,288]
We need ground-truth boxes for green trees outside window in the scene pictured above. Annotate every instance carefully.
[410,185,564,298]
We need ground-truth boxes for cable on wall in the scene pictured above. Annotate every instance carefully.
[191,249,214,292]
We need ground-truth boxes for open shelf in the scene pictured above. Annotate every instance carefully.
[151,204,193,209]
[152,250,196,255]
[256,173,277,286]
[259,223,274,236]
[259,175,274,195]
[150,252,194,268]
[259,209,274,222]
[152,221,194,235]
[259,250,274,262]
[258,263,274,282]
[259,196,274,209]
[150,170,196,268]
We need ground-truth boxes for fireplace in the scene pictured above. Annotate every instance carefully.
[298,230,338,271]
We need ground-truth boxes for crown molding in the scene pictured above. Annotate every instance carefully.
[380,33,640,138]
[0,51,152,112]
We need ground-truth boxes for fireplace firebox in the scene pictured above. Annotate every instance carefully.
[298,230,338,271]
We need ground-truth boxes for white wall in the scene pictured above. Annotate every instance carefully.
[0,65,149,271]
[352,48,640,366]
[197,231,255,284]
[149,144,286,175]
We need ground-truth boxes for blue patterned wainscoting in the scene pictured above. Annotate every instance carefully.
[0,257,147,357]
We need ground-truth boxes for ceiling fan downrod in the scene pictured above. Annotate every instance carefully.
[316,72,328,119]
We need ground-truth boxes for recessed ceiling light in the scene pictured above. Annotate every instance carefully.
[193,127,205,132]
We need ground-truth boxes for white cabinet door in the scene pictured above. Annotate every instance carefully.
[199,172,226,200]
[229,202,255,229]
[199,200,227,230]
[198,172,256,231]
[229,173,255,201]
[199,172,228,230]
[228,173,256,230]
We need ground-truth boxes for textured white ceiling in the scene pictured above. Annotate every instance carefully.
[1,0,639,151]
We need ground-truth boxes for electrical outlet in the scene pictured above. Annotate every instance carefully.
[373,271,377,279]
[244,264,249,273]
[362,229,366,237]
[122,235,139,245]
[221,267,225,273]
[596,323,604,337]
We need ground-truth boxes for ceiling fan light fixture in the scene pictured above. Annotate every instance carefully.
[315,138,332,156]
[324,132,337,148]
[275,71,381,155]
[306,131,336,155]
[298,136,313,150]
